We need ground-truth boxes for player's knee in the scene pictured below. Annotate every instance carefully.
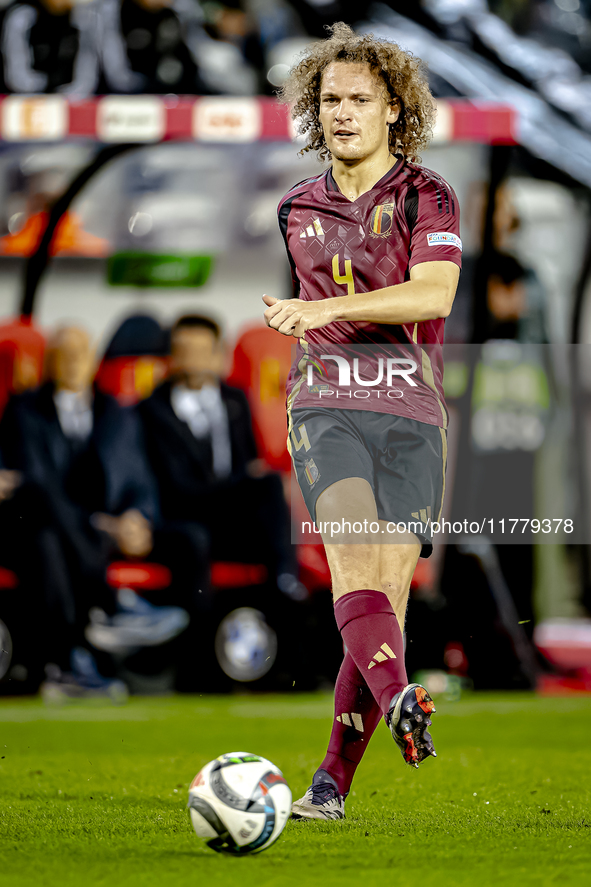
[329,564,381,597]
[381,580,406,598]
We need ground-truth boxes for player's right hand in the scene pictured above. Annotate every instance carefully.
[263,295,292,333]
[263,294,333,337]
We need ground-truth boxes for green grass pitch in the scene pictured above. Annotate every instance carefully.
[1,692,590,887]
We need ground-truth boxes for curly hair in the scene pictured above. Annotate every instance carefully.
[279,22,435,163]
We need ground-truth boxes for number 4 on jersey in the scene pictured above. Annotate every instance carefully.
[332,253,355,295]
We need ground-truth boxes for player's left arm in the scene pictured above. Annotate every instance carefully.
[262,260,459,337]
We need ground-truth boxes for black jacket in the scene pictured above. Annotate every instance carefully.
[0,383,158,526]
[138,380,257,521]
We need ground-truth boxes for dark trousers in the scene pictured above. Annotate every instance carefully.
[159,473,299,691]
[168,472,297,578]
[0,485,72,684]
[0,484,211,680]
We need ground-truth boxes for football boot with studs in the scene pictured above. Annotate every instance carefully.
[387,682,437,768]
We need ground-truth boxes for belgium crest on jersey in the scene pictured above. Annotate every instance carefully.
[369,202,395,237]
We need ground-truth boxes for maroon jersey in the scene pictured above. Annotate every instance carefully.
[278,155,461,428]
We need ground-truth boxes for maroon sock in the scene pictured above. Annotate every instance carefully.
[318,651,382,796]
[334,589,408,716]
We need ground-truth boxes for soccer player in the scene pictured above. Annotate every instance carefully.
[263,23,461,820]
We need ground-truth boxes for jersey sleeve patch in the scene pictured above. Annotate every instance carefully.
[426,232,462,251]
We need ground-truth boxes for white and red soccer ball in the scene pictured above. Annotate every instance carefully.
[188,752,291,855]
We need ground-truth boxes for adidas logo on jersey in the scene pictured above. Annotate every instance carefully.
[336,712,364,732]
[300,218,325,238]
[368,643,397,669]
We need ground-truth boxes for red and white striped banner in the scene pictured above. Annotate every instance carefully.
[0,95,518,145]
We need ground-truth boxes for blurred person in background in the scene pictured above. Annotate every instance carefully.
[0,458,24,583]
[284,0,361,39]
[0,0,102,96]
[484,250,548,344]
[472,181,548,344]
[441,245,549,689]
[139,313,305,601]
[98,0,217,94]
[0,325,190,699]
[199,0,265,92]
[489,0,591,74]
[474,250,548,638]
[0,456,27,686]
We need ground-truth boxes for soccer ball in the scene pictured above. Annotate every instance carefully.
[188,751,292,854]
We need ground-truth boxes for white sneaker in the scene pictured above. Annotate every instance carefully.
[40,648,128,705]
[291,770,345,821]
[85,588,189,653]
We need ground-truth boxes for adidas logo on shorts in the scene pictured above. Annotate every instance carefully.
[411,506,432,524]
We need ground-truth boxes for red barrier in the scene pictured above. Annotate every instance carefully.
[0,95,517,144]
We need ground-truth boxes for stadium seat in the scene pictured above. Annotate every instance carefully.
[0,567,19,589]
[95,314,169,405]
[210,562,268,589]
[296,543,331,593]
[106,561,172,592]
[95,355,168,405]
[534,620,591,695]
[410,558,435,591]
[0,318,44,607]
[228,324,332,593]
[0,317,45,419]
[0,211,109,258]
[107,558,273,597]
[227,323,293,473]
